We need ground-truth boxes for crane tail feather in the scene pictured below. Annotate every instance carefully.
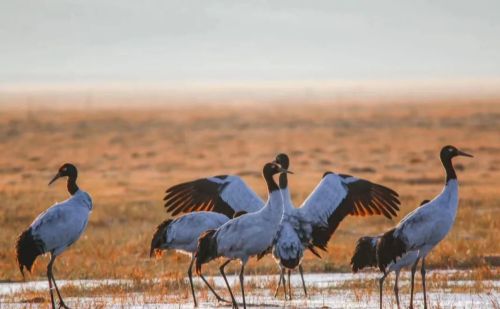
[195,229,217,275]
[350,236,377,272]
[16,227,44,276]
[376,228,406,272]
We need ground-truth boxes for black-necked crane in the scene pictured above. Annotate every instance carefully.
[270,153,401,300]
[150,211,231,306]
[16,163,92,309]
[194,162,290,309]
[350,200,429,309]
[270,154,307,300]
[377,145,473,309]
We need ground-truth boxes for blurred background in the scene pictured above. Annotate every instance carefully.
[1,0,500,105]
[0,0,498,293]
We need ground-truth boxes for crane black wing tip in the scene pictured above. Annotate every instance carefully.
[165,184,182,194]
[387,188,400,198]
[307,245,322,259]
[371,183,400,200]
[171,208,182,216]
[165,202,180,212]
[373,185,400,199]
[164,183,195,199]
[371,187,401,214]
[313,244,328,252]
[382,202,398,217]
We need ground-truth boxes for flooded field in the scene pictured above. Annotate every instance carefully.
[1,270,498,308]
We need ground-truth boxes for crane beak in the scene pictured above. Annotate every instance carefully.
[279,167,294,174]
[48,173,61,185]
[457,150,473,158]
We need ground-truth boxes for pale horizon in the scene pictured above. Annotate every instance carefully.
[1,78,499,110]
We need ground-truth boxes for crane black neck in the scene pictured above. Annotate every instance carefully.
[263,170,279,193]
[440,153,456,183]
[67,175,79,195]
[279,172,288,190]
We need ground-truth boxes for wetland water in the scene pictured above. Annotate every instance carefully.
[1,270,498,308]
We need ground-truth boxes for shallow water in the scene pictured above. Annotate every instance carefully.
[1,270,498,308]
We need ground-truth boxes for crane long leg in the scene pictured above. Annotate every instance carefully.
[47,254,68,309]
[187,256,198,307]
[421,257,427,309]
[274,267,285,299]
[299,265,308,297]
[379,272,387,309]
[47,256,56,309]
[199,273,230,303]
[394,270,400,309]
[287,269,292,300]
[50,272,69,309]
[220,259,238,308]
[239,263,246,309]
[282,268,287,300]
[409,257,421,309]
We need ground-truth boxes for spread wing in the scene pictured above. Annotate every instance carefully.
[164,175,265,217]
[299,172,400,250]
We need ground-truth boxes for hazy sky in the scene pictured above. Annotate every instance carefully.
[1,0,500,83]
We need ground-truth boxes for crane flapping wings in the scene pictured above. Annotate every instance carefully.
[164,175,265,217]
[299,172,400,251]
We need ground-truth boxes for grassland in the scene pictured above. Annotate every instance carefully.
[0,95,498,306]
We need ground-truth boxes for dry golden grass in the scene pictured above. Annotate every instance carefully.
[0,95,498,286]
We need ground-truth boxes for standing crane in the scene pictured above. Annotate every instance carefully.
[150,211,231,306]
[16,163,92,309]
[195,162,290,309]
[350,200,430,309]
[377,145,473,309]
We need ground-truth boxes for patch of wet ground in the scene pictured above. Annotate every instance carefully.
[1,270,498,308]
